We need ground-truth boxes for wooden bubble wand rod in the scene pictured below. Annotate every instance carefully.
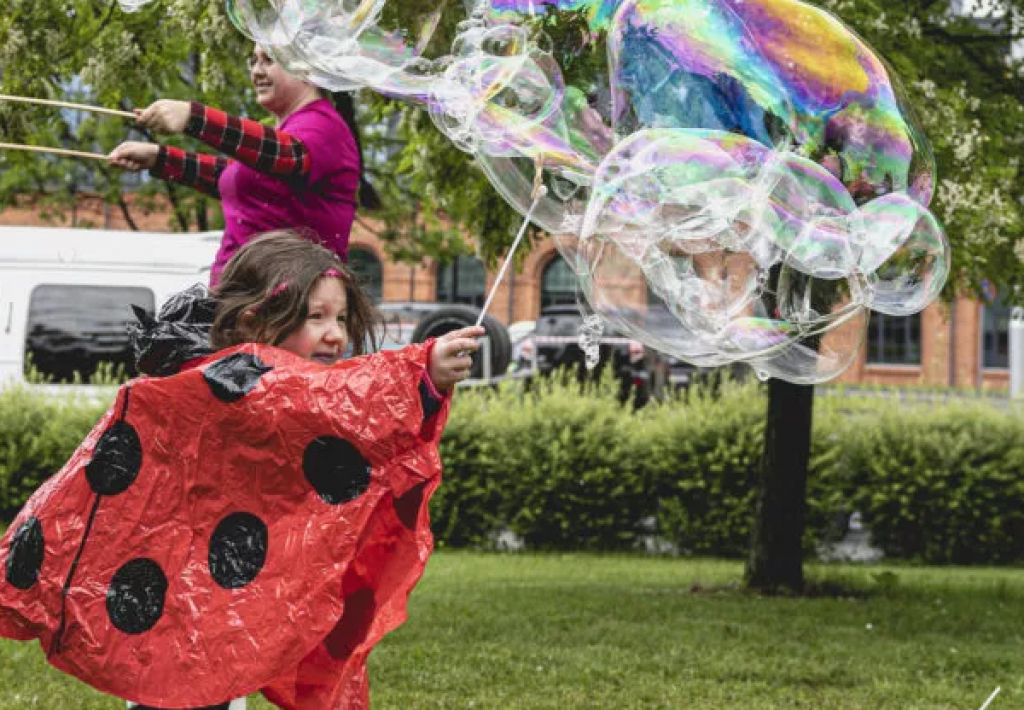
[0,94,136,119]
[0,143,107,161]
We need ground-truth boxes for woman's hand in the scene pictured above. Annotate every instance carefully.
[108,141,160,171]
[428,326,485,391]
[135,100,190,135]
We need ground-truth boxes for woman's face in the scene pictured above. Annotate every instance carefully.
[248,47,313,115]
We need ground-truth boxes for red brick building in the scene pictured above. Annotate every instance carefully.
[1,195,1010,391]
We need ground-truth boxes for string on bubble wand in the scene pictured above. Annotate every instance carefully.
[474,156,548,327]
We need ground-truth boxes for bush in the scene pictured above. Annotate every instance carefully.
[441,380,1024,563]
[438,374,656,551]
[6,376,1024,564]
[0,385,110,516]
[439,374,768,553]
[813,396,1024,564]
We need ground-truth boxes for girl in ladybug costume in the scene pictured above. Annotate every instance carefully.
[0,230,483,710]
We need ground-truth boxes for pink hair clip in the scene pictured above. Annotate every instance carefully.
[252,282,289,313]
[323,268,342,278]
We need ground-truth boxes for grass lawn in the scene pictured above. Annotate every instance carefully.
[1,553,1021,709]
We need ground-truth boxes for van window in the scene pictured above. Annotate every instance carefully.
[25,285,155,383]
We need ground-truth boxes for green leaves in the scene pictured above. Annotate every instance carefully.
[814,0,1024,299]
[5,376,1024,564]
[6,0,1023,280]
[0,0,251,231]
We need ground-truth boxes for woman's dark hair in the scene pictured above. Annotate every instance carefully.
[328,90,382,210]
[210,229,380,355]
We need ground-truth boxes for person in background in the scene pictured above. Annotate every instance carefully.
[109,46,380,286]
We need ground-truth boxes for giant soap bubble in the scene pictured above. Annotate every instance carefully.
[226,0,452,94]
[221,0,950,383]
[477,0,948,383]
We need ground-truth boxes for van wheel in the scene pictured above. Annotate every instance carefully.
[410,305,511,379]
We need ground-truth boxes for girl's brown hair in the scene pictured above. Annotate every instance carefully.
[210,229,380,355]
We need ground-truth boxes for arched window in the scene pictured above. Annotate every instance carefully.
[348,247,383,303]
[436,256,487,307]
[540,255,577,309]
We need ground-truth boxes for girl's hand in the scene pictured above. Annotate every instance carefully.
[108,141,160,171]
[428,326,485,391]
[135,100,190,135]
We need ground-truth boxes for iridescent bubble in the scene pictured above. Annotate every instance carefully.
[227,0,450,95]
[132,0,951,384]
[482,0,948,383]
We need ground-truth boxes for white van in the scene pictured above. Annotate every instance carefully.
[0,226,220,392]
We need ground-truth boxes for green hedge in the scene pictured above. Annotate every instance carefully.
[439,379,1024,563]
[813,398,1024,564]
[0,386,109,518]
[4,379,1024,564]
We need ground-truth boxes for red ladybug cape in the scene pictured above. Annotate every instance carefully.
[0,341,448,709]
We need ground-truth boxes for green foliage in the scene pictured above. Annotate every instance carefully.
[813,396,1024,564]
[23,356,132,387]
[7,376,1024,564]
[0,0,252,231]
[646,384,766,557]
[436,373,655,550]
[437,375,771,554]
[0,384,109,516]
[441,380,1024,564]
[813,0,1024,299]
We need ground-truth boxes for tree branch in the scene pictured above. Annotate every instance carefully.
[117,194,140,231]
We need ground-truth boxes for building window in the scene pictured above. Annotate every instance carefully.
[436,256,486,307]
[348,247,383,303]
[983,289,1011,369]
[540,255,577,309]
[866,313,921,365]
[25,285,155,383]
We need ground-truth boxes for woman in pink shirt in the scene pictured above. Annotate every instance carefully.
[109,47,378,286]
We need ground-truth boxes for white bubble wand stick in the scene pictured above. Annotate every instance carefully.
[978,687,1001,710]
[475,157,548,327]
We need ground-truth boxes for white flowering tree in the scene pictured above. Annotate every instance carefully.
[747,0,1024,591]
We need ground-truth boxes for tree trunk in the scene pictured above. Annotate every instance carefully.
[745,378,814,592]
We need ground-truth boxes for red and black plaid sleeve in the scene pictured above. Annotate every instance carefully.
[184,101,311,180]
[149,146,229,199]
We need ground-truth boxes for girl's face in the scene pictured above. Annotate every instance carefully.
[278,277,349,365]
[248,46,313,115]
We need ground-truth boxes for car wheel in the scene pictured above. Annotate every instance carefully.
[410,305,512,378]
